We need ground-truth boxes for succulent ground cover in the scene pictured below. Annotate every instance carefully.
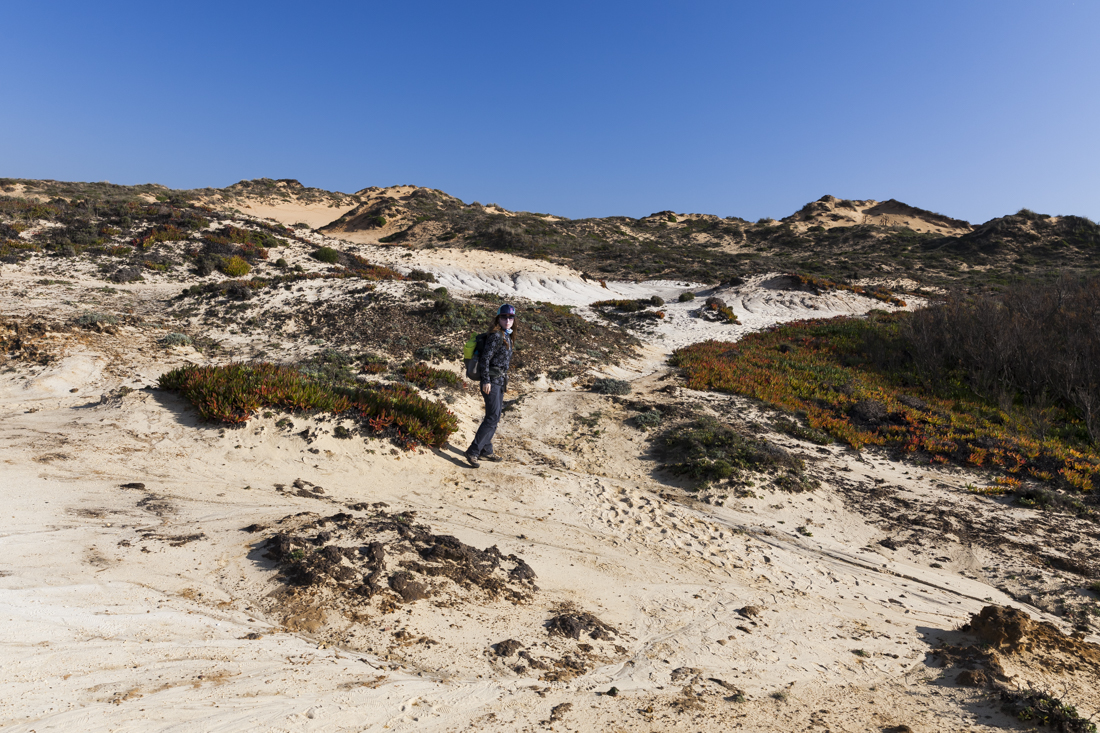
[671,312,1099,513]
[158,362,458,448]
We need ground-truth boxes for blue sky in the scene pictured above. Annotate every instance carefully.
[3,1,1097,223]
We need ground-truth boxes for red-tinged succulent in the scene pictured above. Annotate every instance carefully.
[159,362,458,448]
[671,314,1099,499]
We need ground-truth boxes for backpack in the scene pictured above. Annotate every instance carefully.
[463,332,488,380]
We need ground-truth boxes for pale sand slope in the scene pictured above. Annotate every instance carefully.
[1,248,1096,732]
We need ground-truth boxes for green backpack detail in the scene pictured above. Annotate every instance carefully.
[463,332,488,380]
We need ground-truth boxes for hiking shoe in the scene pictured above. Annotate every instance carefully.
[464,450,480,468]
[480,453,503,463]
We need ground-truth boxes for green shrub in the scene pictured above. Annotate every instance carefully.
[408,269,437,282]
[312,246,340,264]
[275,258,288,268]
[649,295,665,306]
[219,255,251,277]
[159,332,192,346]
[634,409,663,429]
[414,343,452,362]
[660,416,805,487]
[591,299,645,313]
[678,291,696,302]
[592,377,631,395]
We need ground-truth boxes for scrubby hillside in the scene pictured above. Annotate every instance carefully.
[7,178,1100,293]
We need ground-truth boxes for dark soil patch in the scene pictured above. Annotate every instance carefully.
[260,507,538,607]
[546,611,617,641]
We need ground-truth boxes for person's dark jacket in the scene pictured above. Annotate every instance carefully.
[478,331,512,388]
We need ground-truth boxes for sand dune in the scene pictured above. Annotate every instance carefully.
[1,211,1097,732]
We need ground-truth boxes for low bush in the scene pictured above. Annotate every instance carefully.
[998,688,1096,733]
[312,246,340,264]
[679,291,696,302]
[633,408,663,430]
[774,417,833,445]
[591,298,645,313]
[75,311,119,326]
[592,377,631,395]
[407,268,437,282]
[158,362,458,448]
[159,332,192,346]
[414,343,453,362]
[134,224,189,249]
[219,255,251,277]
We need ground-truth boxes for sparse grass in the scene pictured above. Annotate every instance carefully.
[75,311,119,326]
[158,362,458,448]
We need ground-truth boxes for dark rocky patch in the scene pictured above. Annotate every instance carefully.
[260,507,538,607]
[546,610,616,641]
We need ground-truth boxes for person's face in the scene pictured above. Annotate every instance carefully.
[499,315,515,329]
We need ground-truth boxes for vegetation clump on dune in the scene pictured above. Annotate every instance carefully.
[671,282,1100,507]
[158,362,458,448]
[659,415,817,493]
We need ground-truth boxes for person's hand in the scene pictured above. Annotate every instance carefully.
[481,382,491,395]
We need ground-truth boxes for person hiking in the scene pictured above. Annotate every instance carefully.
[465,304,516,467]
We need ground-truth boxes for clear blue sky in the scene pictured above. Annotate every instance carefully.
[3,1,1097,223]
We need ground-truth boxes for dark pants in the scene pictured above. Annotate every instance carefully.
[468,382,503,457]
